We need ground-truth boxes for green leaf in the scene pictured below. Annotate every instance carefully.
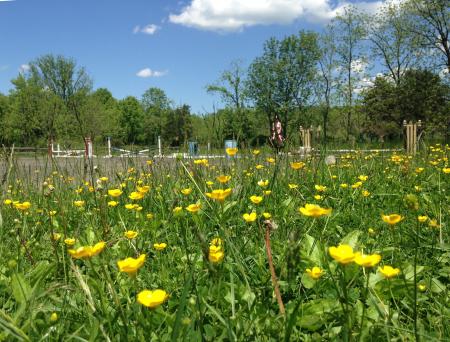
[10,273,31,304]
[299,234,323,265]
[297,298,342,331]
[341,230,361,248]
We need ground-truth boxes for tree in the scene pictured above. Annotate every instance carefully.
[362,69,450,140]
[163,105,192,146]
[406,0,450,73]
[207,60,253,145]
[333,6,367,140]
[207,60,248,109]
[368,0,419,86]
[141,87,172,144]
[317,26,339,143]
[28,54,92,140]
[119,96,144,144]
[0,93,10,145]
[247,31,320,138]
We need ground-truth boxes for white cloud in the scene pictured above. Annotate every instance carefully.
[133,24,160,35]
[136,68,168,78]
[169,0,383,32]
[19,64,30,73]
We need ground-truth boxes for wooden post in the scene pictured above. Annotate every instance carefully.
[48,139,53,158]
[299,126,312,154]
[84,137,93,159]
[403,120,422,155]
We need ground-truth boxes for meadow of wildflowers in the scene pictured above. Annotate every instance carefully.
[0,145,449,341]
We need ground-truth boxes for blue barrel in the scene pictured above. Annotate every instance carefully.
[224,140,237,158]
[188,141,198,156]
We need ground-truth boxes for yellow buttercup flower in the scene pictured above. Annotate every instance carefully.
[14,201,31,210]
[329,244,355,265]
[194,159,209,166]
[290,162,305,170]
[206,188,232,202]
[117,254,146,275]
[146,160,153,166]
[181,188,192,195]
[264,190,272,195]
[252,149,260,155]
[50,312,58,322]
[51,233,61,241]
[314,185,326,192]
[124,230,138,239]
[288,184,298,189]
[255,164,264,170]
[378,265,400,279]
[137,185,150,194]
[352,181,363,189]
[154,243,167,251]
[262,212,272,219]
[99,177,108,182]
[428,219,440,228]
[299,204,332,218]
[306,266,324,280]
[108,201,118,207]
[210,238,223,247]
[340,183,348,189]
[362,190,370,197]
[146,213,154,219]
[3,199,12,205]
[418,216,428,223]
[354,252,381,268]
[68,241,106,259]
[250,195,263,204]
[243,212,257,223]
[257,179,269,187]
[186,203,201,213]
[209,245,224,263]
[443,167,450,174]
[125,203,135,210]
[137,289,169,308]
[266,157,275,163]
[216,175,231,184]
[382,214,403,225]
[73,200,85,208]
[64,238,76,246]
[173,206,183,214]
[129,191,144,200]
[358,175,368,181]
[226,147,238,156]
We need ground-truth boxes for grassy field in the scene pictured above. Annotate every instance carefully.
[0,145,449,341]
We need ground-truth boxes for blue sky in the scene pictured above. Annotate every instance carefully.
[0,0,382,113]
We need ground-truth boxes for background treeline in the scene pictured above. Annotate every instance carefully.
[0,0,448,150]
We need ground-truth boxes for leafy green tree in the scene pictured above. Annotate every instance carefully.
[406,0,450,73]
[247,31,320,138]
[163,105,192,147]
[119,96,144,144]
[362,69,450,140]
[141,87,172,145]
[333,5,367,140]
[367,0,419,86]
[317,26,339,143]
[28,54,92,140]
[0,93,10,144]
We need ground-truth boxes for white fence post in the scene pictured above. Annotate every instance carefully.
[158,136,162,157]
[107,137,112,158]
